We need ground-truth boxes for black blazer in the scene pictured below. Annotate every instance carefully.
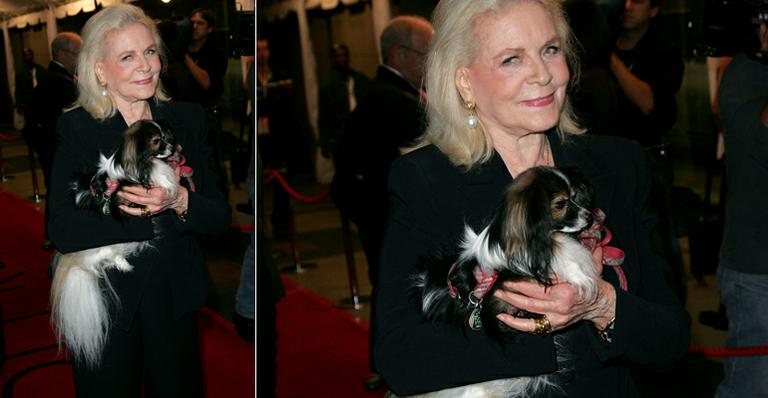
[374,130,690,396]
[22,62,77,150]
[48,101,231,329]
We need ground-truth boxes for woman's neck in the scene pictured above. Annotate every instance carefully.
[118,100,152,126]
[493,132,553,177]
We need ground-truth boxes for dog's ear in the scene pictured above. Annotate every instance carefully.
[501,167,556,285]
[522,177,556,286]
[526,228,556,287]
[117,121,146,178]
[136,159,153,188]
[497,167,545,259]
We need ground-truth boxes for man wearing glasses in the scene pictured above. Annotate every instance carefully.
[330,14,433,392]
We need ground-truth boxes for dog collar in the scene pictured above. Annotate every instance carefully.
[89,177,120,198]
[88,177,120,216]
[447,263,498,331]
[447,262,499,305]
[104,179,120,197]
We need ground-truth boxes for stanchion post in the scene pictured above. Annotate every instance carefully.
[278,171,317,274]
[0,144,6,182]
[0,143,15,182]
[27,146,42,203]
[335,213,370,310]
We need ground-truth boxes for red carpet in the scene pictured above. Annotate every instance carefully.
[0,188,254,397]
[276,277,386,398]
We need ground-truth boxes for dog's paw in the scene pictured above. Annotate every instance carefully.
[113,257,134,272]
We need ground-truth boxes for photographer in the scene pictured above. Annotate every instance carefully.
[609,0,687,305]
[715,1,768,396]
[184,7,229,197]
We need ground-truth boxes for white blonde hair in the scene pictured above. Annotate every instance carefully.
[76,4,169,120]
[422,0,584,168]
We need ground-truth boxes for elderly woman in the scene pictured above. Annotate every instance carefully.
[47,4,230,397]
[373,0,690,396]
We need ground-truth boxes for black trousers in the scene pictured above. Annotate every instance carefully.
[348,209,387,374]
[72,271,203,398]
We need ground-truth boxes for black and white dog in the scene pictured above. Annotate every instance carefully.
[50,119,177,368]
[412,166,601,397]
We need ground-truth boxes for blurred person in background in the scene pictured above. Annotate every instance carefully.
[318,43,370,163]
[23,32,82,251]
[331,15,434,391]
[609,0,687,304]
[185,7,229,199]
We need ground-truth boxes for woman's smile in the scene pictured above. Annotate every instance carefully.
[521,93,555,107]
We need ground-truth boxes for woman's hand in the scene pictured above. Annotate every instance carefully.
[116,180,188,218]
[493,246,616,334]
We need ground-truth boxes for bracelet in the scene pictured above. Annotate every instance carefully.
[596,317,616,343]
[176,209,188,222]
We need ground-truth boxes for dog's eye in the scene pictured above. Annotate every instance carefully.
[151,137,161,145]
[552,198,568,210]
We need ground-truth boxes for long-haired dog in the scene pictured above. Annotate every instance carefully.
[412,166,601,398]
[50,119,177,368]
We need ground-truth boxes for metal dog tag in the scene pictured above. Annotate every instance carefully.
[468,307,483,331]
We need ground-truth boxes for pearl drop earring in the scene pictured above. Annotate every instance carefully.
[466,101,478,129]
[98,77,107,97]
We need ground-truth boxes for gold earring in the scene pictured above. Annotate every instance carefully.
[466,101,478,129]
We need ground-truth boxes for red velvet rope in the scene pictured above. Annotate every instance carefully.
[232,224,255,232]
[263,168,329,204]
[689,345,768,358]
[0,132,21,142]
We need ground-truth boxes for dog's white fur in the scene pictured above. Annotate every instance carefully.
[50,124,176,368]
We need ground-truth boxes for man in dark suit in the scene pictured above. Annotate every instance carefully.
[14,48,45,125]
[24,32,82,190]
[330,14,433,391]
[24,32,81,250]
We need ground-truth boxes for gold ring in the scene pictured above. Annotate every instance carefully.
[140,207,151,218]
[534,315,552,335]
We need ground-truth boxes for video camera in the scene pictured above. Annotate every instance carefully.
[696,0,768,58]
